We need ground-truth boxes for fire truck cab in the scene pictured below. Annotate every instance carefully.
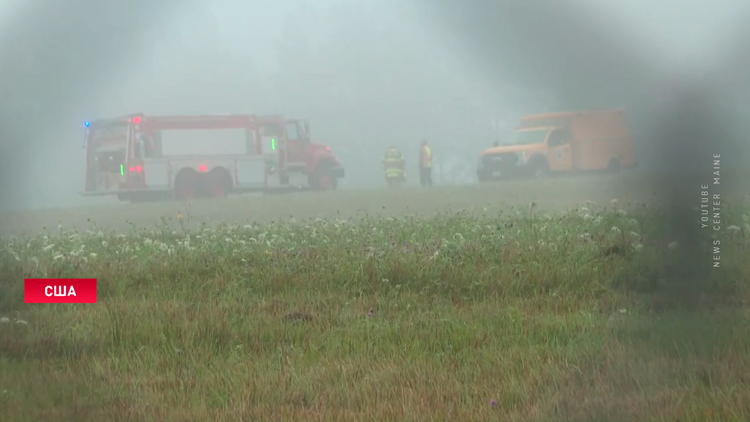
[82,113,344,202]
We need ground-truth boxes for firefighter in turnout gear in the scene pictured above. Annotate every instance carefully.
[419,139,433,187]
[383,145,406,187]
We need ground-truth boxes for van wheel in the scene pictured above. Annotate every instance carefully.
[607,158,621,174]
[530,160,549,179]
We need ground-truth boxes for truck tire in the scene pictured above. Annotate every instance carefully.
[477,169,494,183]
[606,158,621,174]
[529,158,549,179]
[311,164,337,191]
[209,167,231,198]
[174,169,197,201]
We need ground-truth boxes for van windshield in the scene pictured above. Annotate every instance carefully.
[508,129,549,145]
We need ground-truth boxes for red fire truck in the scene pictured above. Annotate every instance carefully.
[81,113,345,202]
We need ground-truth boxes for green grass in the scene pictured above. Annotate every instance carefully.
[1,202,750,421]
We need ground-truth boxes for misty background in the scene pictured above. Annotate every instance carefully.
[1,0,747,211]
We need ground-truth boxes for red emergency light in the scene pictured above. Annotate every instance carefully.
[132,116,141,124]
[199,164,207,172]
[128,166,143,173]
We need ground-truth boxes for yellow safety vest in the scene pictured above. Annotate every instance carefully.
[421,146,432,168]
[384,150,404,177]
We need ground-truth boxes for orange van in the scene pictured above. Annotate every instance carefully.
[476,110,637,181]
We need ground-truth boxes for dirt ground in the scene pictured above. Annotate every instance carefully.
[0,170,745,237]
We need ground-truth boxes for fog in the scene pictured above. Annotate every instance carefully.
[0,0,748,212]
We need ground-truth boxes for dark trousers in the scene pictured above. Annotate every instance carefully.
[419,166,433,186]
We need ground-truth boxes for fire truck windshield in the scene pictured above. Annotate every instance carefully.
[261,124,283,137]
[91,126,127,149]
[285,122,300,140]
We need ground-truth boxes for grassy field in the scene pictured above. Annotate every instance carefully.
[0,171,672,237]
[2,189,750,421]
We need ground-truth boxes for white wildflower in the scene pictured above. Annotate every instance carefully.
[101,241,108,247]
[0,317,9,324]
[90,253,97,258]
[727,225,740,232]
[610,198,619,206]
[53,254,64,260]
[633,243,644,252]
[616,209,628,217]
[15,319,27,325]
[611,226,621,233]
[42,244,55,252]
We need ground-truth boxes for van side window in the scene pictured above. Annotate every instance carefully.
[548,131,567,147]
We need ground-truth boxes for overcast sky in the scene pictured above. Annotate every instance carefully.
[209,0,748,70]
[1,0,748,210]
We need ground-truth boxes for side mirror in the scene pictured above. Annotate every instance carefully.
[303,121,310,138]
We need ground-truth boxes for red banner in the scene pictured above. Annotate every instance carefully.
[24,278,97,303]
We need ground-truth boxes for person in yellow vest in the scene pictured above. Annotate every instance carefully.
[418,140,433,187]
[382,145,406,187]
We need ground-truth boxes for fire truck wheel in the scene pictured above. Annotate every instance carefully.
[209,168,231,198]
[174,169,197,201]
[318,174,335,190]
[312,164,337,191]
